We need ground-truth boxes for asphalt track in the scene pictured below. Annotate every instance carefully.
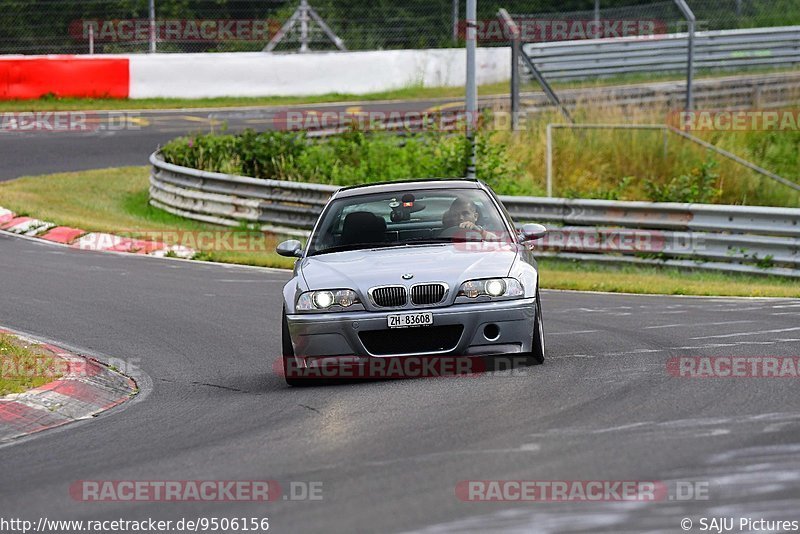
[1,98,800,533]
[0,98,465,180]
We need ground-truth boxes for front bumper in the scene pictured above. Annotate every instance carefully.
[285,297,537,366]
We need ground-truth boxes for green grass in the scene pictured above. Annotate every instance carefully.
[539,258,800,298]
[0,334,62,395]
[161,114,800,207]
[0,166,295,268]
[1,166,799,297]
[0,82,509,112]
[498,106,800,207]
[0,65,796,112]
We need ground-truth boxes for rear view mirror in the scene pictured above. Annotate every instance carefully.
[276,240,303,258]
[519,223,547,241]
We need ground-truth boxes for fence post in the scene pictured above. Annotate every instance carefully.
[149,0,156,53]
[673,0,696,110]
[546,123,553,197]
[452,0,459,44]
[594,0,600,38]
[465,0,477,179]
[498,9,520,131]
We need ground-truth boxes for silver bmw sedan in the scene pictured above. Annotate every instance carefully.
[276,179,547,386]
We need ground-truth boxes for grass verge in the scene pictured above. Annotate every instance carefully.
[1,166,798,297]
[0,166,295,268]
[0,66,797,112]
[539,258,800,298]
[0,334,62,395]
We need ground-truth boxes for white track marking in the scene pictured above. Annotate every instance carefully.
[643,320,756,330]
[548,330,600,335]
[690,326,800,340]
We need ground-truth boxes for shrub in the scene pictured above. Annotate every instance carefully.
[644,160,722,203]
[160,128,522,191]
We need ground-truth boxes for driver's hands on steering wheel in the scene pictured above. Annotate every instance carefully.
[458,221,499,240]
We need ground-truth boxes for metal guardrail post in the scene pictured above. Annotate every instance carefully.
[452,0,459,44]
[498,9,520,131]
[673,0,696,110]
[519,51,574,124]
[299,0,310,53]
[148,0,156,53]
[465,0,478,180]
[546,124,553,197]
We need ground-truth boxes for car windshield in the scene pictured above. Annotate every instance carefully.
[307,188,511,256]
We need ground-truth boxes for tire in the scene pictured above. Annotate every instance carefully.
[282,310,305,387]
[524,288,545,365]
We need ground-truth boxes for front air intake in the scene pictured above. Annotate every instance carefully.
[371,286,407,307]
[410,283,447,305]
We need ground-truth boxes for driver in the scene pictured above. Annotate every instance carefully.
[442,197,499,239]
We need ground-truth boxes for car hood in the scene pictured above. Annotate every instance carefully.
[299,244,518,293]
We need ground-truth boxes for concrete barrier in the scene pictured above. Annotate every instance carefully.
[0,48,511,100]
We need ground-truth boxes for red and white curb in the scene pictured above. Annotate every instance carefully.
[0,329,138,442]
[0,206,195,259]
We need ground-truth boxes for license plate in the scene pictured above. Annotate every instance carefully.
[387,312,433,329]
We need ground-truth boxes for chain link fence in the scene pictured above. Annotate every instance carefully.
[0,0,796,55]
[511,0,798,36]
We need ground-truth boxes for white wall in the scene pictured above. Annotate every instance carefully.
[129,48,510,99]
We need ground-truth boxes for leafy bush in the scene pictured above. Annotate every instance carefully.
[160,128,523,192]
[644,160,722,203]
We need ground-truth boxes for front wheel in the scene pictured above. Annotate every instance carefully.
[524,288,545,365]
[282,310,305,387]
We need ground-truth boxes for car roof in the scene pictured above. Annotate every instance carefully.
[333,179,484,199]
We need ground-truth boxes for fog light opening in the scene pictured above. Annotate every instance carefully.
[483,324,500,341]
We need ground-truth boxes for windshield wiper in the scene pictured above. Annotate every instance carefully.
[308,242,398,256]
[400,239,453,246]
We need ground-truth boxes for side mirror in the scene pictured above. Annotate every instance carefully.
[276,240,304,258]
[519,223,547,242]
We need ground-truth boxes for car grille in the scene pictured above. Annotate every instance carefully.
[359,325,463,356]
[411,283,447,305]
[371,286,407,307]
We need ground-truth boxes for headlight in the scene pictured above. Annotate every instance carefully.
[297,289,361,311]
[457,278,524,300]
[313,291,334,309]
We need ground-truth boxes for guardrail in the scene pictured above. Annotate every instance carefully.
[150,151,800,277]
[512,71,800,114]
[521,26,800,81]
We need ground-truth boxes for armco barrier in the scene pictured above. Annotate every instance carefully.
[522,26,800,81]
[150,152,800,277]
[514,71,800,114]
